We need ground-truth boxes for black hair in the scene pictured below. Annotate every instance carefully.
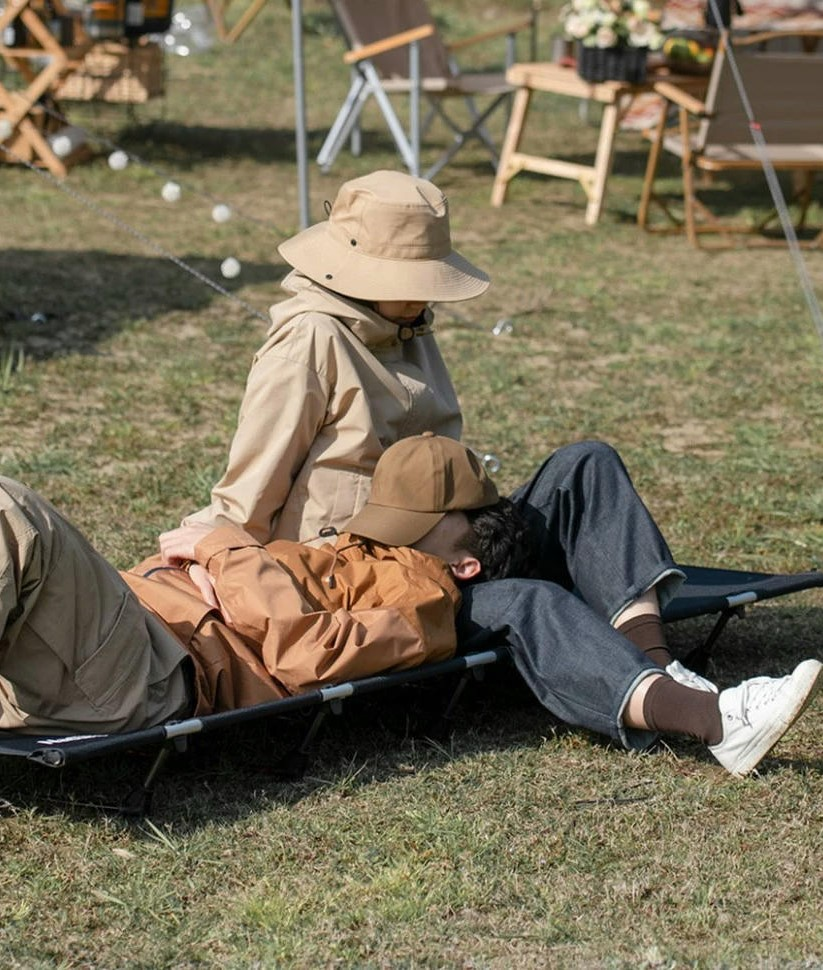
[460,497,536,583]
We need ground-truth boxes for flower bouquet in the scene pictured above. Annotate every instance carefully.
[560,0,664,83]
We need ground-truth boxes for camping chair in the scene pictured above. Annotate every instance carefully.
[317,0,540,179]
[0,0,91,178]
[204,0,266,43]
[2,562,821,815]
[637,31,823,246]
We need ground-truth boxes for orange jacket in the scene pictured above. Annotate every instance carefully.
[125,527,461,716]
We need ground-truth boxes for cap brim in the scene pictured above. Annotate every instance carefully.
[344,504,446,547]
[278,223,490,303]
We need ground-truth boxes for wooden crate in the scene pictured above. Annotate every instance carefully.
[55,40,164,102]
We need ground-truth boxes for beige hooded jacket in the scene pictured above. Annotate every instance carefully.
[183,272,462,544]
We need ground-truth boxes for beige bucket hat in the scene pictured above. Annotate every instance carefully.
[345,432,499,547]
[278,170,490,303]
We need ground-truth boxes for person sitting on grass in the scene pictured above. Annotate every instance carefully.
[0,433,820,779]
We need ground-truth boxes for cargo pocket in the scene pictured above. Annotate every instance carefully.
[73,591,152,715]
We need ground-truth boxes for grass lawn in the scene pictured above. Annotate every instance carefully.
[1,1,821,966]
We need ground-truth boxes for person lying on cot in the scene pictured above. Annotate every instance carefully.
[171,169,821,778]
[1,433,821,778]
[0,433,523,739]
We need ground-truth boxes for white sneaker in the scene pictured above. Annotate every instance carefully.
[665,659,718,694]
[709,659,823,777]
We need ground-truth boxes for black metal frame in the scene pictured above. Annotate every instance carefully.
[2,563,821,815]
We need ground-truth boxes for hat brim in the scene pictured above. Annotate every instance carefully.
[344,504,446,548]
[278,222,490,303]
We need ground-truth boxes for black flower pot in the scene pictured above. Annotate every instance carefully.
[576,43,649,83]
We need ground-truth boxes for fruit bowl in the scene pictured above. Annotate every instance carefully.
[663,30,716,75]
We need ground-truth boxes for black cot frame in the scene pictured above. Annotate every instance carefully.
[1,563,821,813]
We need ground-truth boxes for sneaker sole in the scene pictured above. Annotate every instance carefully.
[726,659,823,777]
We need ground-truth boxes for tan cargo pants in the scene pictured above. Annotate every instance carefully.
[0,477,191,735]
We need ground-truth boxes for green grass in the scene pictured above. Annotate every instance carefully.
[1,1,822,966]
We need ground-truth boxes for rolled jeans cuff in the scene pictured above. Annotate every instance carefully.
[609,566,687,626]
[616,667,661,751]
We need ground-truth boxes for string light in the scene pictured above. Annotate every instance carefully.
[220,257,241,279]
[49,126,87,159]
[108,150,129,170]
[161,180,182,202]
[1,139,269,323]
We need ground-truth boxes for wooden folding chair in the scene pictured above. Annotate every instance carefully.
[317,0,539,180]
[0,0,90,177]
[637,31,823,246]
[203,0,268,44]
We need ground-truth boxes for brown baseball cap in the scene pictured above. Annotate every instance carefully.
[345,432,499,547]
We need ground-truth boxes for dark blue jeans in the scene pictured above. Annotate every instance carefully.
[456,441,684,750]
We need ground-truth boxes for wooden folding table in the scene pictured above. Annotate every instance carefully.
[491,61,677,225]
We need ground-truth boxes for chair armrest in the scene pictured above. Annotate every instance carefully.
[654,80,708,116]
[343,23,435,65]
[736,28,823,48]
[445,14,536,54]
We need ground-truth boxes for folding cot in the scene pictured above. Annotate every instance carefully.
[1,563,821,814]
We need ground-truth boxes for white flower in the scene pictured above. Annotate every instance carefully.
[565,13,594,37]
[627,17,663,47]
[561,0,662,47]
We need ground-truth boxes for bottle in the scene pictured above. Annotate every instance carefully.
[124,0,171,36]
[123,0,144,33]
[84,0,125,39]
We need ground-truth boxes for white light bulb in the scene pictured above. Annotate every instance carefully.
[52,135,72,158]
[161,180,182,203]
[0,119,14,141]
[212,203,232,223]
[220,257,241,279]
[108,150,129,171]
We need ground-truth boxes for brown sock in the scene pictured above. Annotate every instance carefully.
[642,676,723,744]
[616,613,673,667]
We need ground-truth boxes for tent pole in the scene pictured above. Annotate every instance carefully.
[291,0,310,228]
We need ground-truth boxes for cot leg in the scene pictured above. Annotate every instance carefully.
[121,740,183,817]
[271,704,335,779]
[683,606,746,675]
[434,665,489,737]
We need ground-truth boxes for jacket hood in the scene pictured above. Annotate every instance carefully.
[268,270,434,349]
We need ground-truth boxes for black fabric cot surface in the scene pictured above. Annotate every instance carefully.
[2,564,821,768]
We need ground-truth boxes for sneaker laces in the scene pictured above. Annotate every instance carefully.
[722,673,790,726]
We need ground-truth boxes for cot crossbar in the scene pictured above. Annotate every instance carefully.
[0,648,507,767]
